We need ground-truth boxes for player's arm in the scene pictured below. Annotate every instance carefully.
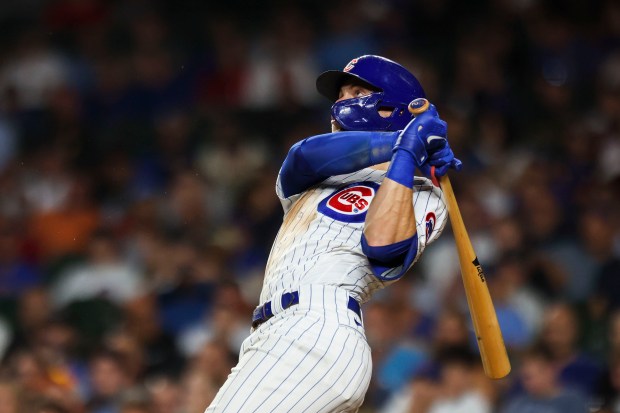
[362,105,461,278]
[279,131,399,198]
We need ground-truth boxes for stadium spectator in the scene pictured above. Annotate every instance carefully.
[51,229,145,309]
[382,346,492,413]
[541,303,603,397]
[501,344,589,413]
[85,349,130,413]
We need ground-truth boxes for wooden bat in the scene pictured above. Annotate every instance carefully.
[408,98,511,379]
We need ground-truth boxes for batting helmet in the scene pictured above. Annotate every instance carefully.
[316,55,425,132]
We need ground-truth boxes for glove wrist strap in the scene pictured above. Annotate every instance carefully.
[386,149,416,188]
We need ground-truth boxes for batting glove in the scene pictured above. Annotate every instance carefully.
[394,104,462,177]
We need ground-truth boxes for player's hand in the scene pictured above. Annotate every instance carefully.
[419,143,462,177]
[394,103,462,177]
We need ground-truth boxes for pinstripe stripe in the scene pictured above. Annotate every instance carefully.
[262,296,341,411]
[207,286,373,413]
[295,214,327,265]
[211,335,285,412]
[244,317,325,412]
[292,333,352,409]
[342,223,359,244]
[246,289,327,412]
[345,341,373,410]
[312,219,339,256]
[321,221,348,256]
[224,317,322,412]
[301,334,363,413]
[212,289,316,412]
[321,338,370,412]
[272,332,346,411]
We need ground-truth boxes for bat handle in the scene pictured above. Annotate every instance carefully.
[430,166,441,188]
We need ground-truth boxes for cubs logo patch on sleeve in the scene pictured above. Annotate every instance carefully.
[425,212,436,239]
[318,181,380,223]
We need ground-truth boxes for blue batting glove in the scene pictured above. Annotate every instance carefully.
[426,144,462,176]
[432,156,463,176]
[392,102,463,180]
[393,104,444,166]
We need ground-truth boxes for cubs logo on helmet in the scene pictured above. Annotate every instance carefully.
[343,58,359,72]
[318,182,380,223]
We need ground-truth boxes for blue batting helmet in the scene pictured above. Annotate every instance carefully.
[316,55,425,132]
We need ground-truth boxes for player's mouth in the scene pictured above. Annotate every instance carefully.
[331,118,343,132]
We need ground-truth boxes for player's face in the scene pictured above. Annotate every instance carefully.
[331,81,392,132]
[336,83,376,102]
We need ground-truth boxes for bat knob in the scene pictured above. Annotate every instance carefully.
[408,98,429,115]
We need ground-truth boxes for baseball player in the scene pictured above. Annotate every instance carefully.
[205,55,461,412]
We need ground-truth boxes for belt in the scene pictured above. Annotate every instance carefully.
[252,291,362,329]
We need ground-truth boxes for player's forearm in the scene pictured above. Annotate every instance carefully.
[279,131,398,197]
[302,131,398,175]
[363,177,416,245]
[364,146,418,245]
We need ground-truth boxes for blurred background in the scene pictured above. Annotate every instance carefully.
[0,0,618,412]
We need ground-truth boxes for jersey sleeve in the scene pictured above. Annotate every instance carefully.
[278,131,398,199]
[275,171,303,214]
[412,177,448,254]
[366,177,447,281]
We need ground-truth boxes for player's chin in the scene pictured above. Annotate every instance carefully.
[331,119,343,132]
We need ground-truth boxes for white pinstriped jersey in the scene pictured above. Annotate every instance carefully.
[206,167,448,413]
[261,167,447,305]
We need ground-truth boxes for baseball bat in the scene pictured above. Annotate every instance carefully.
[408,98,511,379]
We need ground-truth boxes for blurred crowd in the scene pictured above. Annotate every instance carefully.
[0,0,618,412]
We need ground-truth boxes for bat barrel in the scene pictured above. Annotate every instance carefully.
[440,174,511,379]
